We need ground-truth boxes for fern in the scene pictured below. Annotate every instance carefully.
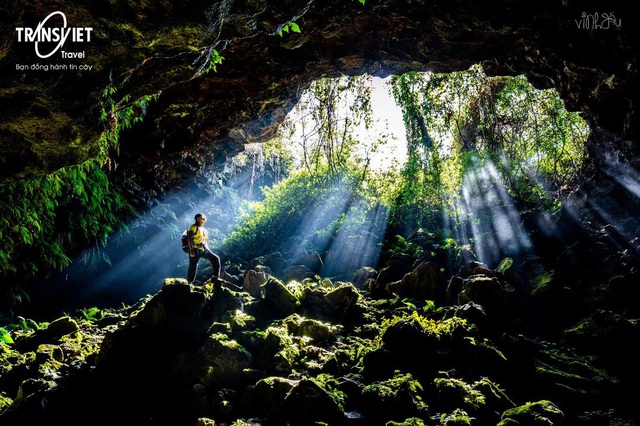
[0,88,157,315]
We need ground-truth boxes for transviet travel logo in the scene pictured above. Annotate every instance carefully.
[15,11,93,59]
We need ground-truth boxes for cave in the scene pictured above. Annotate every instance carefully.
[1,0,639,425]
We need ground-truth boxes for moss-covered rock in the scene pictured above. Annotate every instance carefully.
[193,333,253,389]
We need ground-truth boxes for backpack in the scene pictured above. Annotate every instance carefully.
[181,227,198,253]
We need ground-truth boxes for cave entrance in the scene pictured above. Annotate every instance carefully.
[223,65,590,272]
[27,65,591,319]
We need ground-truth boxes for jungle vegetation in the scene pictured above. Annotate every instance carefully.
[221,66,589,266]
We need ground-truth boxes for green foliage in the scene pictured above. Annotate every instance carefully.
[387,235,423,257]
[281,75,373,176]
[378,311,470,346]
[440,409,473,425]
[0,164,132,287]
[77,307,103,323]
[206,49,224,73]
[389,65,589,231]
[224,68,587,277]
[221,164,384,261]
[0,391,12,411]
[0,327,14,345]
[0,86,157,315]
[434,377,486,409]
[99,87,158,161]
[278,21,301,37]
[312,373,347,409]
[496,257,513,273]
[362,371,427,411]
[386,419,425,426]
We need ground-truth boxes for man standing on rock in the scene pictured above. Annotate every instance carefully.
[186,213,221,286]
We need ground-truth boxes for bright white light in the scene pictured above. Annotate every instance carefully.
[282,75,408,172]
[355,76,408,171]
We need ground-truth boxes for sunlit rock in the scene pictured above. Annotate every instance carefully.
[281,264,315,282]
[457,275,519,320]
[301,345,339,374]
[376,253,414,286]
[360,373,428,420]
[243,268,269,297]
[277,313,335,344]
[242,376,298,419]
[291,252,324,272]
[301,282,360,322]
[16,316,79,352]
[255,325,298,374]
[132,279,214,334]
[446,275,465,305]
[457,260,488,279]
[258,252,288,276]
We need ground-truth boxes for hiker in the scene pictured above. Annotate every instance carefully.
[186,213,221,285]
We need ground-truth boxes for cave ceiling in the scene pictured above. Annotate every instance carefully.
[0,0,637,199]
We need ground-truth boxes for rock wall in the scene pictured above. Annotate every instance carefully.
[1,0,636,195]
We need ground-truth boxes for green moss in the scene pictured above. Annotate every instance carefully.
[499,400,563,425]
[440,409,473,425]
[362,372,427,411]
[531,270,555,295]
[433,377,485,409]
[378,310,470,346]
[386,418,426,426]
[311,373,346,409]
[0,391,12,411]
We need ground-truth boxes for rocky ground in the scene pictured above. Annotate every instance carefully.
[1,200,639,426]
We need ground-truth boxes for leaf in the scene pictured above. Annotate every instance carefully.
[496,257,513,273]
[0,327,14,345]
[279,22,301,37]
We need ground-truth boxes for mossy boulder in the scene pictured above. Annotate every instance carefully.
[192,333,253,389]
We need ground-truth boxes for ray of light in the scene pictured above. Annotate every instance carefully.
[320,200,389,279]
[454,157,532,267]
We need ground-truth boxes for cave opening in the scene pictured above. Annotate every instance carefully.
[23,65,599,323]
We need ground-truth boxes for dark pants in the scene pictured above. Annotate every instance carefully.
[187,247,221,284]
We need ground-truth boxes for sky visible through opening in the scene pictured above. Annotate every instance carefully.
[359,76,408,170]
[281,75,409,172]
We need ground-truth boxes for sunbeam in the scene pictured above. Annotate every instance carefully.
[455,156,532,267]
[284,178,358,261]
[26,162,267,319]
[320,200,389,279]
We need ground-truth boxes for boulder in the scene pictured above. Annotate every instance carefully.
[282,265,316,282]
[193,334,253,388]
[243,268,269,297]
[387,261,447,303]
[263,277,299,316]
